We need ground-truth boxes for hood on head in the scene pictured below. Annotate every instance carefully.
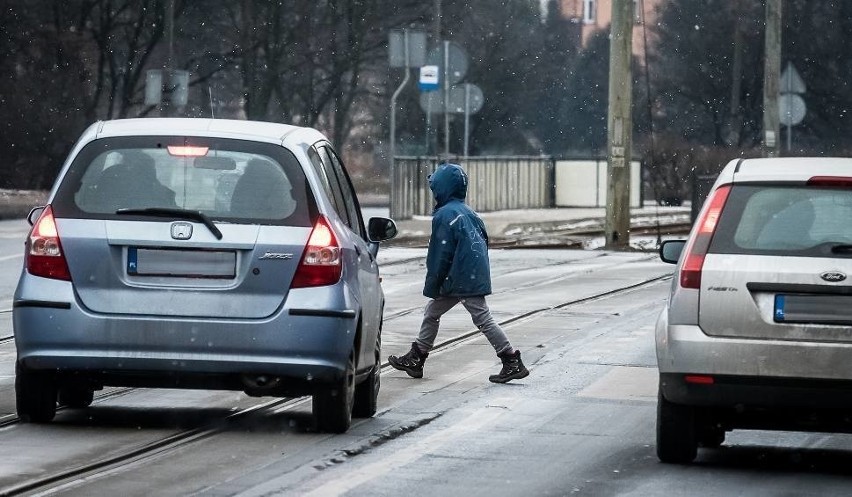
[429,163,467,207]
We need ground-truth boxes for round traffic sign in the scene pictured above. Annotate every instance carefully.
[426,41,469,86]
[447,84,484,114]
[779,93,806,126]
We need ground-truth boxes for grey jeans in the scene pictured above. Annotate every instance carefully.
[416,296,511,355]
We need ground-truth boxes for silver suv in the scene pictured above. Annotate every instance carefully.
[657,157,852,462]
[14,118,397,433]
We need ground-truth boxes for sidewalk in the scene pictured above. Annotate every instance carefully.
[385,204,693,249]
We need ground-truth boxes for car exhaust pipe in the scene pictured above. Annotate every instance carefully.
[241,374,282,396]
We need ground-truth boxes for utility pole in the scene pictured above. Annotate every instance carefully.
[162,0,175,117]
[433,0,442,157]
[605,0,633,250]
[762,0,782,157]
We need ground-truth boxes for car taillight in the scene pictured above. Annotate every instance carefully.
[291,216,342,288]
[680,184,731,289]
[26,205,71,281]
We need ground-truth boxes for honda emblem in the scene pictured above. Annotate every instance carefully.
[171,222,193,240]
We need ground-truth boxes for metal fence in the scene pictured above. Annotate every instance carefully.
[390,156,555,220]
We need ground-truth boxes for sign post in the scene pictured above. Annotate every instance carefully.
[388,29,426,219]
[779,62,806,151]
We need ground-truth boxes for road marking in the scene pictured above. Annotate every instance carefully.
[299,398,518,497]
[577,365,659,402]
[0,253,22,262]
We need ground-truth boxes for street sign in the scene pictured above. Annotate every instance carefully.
[419,92,443,115]
[779,93,806,127]
[447,84,484,113]
[389,30,427,68]
[419,84,485,115]
[170,70,189,107]
[419,65,439,92]
[426,41,468,86]
[780,62,806,94]
[145,70,163,106]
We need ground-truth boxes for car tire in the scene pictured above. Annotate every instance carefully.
[656,390,697,464]
[353,333,380,418]
[15,362,57,423]
[313,353,355,433]
[58,386,95,409]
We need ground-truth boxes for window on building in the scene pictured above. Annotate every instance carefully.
[583,0,596,23]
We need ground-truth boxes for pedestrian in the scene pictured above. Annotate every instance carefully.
[388,163,529,383]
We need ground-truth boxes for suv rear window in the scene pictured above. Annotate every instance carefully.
[710,184,852,257]
[53,136,315,226]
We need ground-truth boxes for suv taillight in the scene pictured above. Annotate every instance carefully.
[291,216,342,288]
[680,184,731,289]
[26,205,71,281]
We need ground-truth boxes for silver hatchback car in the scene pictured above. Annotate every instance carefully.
[14,118,397,433]
[657,157,852,462]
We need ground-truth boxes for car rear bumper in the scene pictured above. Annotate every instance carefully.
[659,372,852,409]
[657,323,852,379]
[658,323,852,408]
[14,298,357,390]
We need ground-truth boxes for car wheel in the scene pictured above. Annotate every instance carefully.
[58,386,95,409]
[353,335,381,418]
[313,353,355,433]
[15,362,57,423]
[656,390,697,463]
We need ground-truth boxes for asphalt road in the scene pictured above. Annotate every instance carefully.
[0,219,850,496]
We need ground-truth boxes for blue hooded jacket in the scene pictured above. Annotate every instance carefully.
[423,163,492,298]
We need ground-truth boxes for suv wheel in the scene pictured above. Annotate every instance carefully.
[353,335,381,418]
[58,386,95,409]
[656,390,697,463]
[15,362,58,423]
[313,353,355,433]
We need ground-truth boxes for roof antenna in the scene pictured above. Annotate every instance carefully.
[208,86,215,119]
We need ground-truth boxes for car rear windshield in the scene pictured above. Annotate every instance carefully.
[52,136,316,226]
[709,184,852,258]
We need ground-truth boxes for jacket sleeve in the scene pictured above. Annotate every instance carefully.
[423,213,457,298]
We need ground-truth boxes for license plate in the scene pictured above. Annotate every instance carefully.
[774,294,852,325]
[127,247,236,279]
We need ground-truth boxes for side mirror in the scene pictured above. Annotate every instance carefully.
[27,206,46,226]
[368,217,398,242]
[660,240,686,264]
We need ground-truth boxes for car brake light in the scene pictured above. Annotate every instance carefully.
[167,145,209,157]
[684,375,715,385]
[680,184,731,289]
[291,216,342,288]
[26,205,71,281]
[807,176,852,188]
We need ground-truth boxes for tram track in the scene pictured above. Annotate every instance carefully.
[0,272,671,497]
[383,253,658,321]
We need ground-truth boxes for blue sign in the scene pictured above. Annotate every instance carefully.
[419,65,439,92]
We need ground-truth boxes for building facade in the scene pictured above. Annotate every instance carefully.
[559,0,662,56]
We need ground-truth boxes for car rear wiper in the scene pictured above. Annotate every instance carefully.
[116,207,223,240]
[830,243,852,254]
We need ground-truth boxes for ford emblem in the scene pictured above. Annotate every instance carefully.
[170,222,193,240]
[820,271,847,283]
